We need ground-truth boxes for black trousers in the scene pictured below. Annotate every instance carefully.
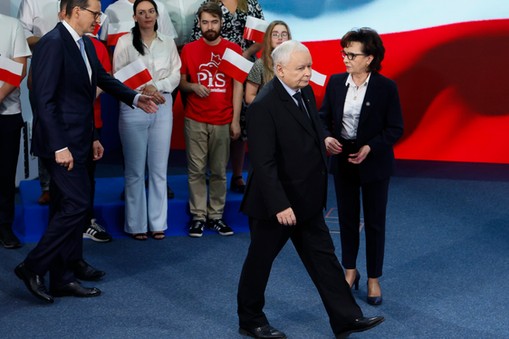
[0,114,23,228]
[334,148,389,278]
[24,157,91,288]
[237,212,363,334]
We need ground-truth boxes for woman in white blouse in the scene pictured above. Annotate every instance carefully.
[113,0,181,240]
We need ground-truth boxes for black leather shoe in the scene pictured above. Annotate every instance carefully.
[51,281,101,297]
[239,325,287,338]
[335,316,384,338]
[71,259,105,281]
[14,263,54,303]
[0,225,22,249]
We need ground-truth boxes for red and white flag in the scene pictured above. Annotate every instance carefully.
[218,48,254,83]
[92,13,107,36]
[243,16,269,43]
[310,68,327,87]
[107,21,132,46]
[114,59,152,90]
[0,56,23,87]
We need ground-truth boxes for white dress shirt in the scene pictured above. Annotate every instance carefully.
[341,73,371,140]
[113,32,181,93]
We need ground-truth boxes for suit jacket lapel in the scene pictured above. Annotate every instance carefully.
[274,79,316,137]
[359,72,379,126]
[58,23,94,95]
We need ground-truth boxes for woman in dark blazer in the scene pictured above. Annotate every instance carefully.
[319,27,404,305]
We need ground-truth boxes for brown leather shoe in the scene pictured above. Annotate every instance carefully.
[37,191,50,205]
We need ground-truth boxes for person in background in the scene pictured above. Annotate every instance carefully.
[237,40,384,339]
[17,0,60,206]
[18,0,112,242]
[319,28,404,306]
[100,0,178,200]
[179,2,242,238]
[14,0,158,303]
[159,0,202,52]
[244,20,291,105]
[85,33,114,243]
[113,0,181,240]
[191,0,264,194]
[0,14,31,250]
[100,0,177,45]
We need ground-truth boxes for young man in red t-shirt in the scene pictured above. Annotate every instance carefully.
[179,2,242,238]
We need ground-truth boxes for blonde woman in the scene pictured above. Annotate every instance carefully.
[244,20,291,105]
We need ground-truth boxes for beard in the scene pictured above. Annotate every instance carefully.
[202,29,220,42]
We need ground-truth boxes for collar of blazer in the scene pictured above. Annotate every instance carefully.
[338,71,382,126]
[273,77,317,138]
[57,23,95,89]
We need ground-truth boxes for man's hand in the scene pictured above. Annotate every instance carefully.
[230,121,241,140]
[142,85,166,105]
[325,137,343,155]
[92,140,104,161]
[276,207,296,226]
[348,145,371,164]
[193,83,210,98]
[55,148,74,171]
[137,95,159,113]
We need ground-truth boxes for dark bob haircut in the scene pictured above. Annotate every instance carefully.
[341,27,385,72]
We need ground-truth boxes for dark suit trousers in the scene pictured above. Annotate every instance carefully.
[24,158,91,288]
[334,151,389,278]
[237,213,363,333]
[0,114,23,228]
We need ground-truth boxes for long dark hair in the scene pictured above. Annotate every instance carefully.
[132,0,159,56]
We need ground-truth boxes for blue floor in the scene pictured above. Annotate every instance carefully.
[2,159,509,338]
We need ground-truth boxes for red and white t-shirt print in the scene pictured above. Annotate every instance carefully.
[181,38,242,125]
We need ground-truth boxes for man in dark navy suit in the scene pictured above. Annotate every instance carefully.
[14,0,158,303]
[236,40,384,338]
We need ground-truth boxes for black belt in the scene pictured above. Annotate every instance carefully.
[339,138,357,146]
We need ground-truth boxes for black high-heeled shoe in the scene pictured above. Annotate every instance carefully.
[349,270,360,290]
[367,281,383,305]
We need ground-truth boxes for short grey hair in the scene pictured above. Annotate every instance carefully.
[271,40,310,73]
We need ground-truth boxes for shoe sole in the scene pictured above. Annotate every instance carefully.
[238,328,287,338]
[188,233,203,238]
[218,231,234,236]
[336,318,385,339]
[83,234,112,242]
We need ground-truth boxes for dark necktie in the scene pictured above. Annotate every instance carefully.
[293,91,310,119]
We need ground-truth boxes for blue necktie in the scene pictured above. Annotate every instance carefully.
[78,38,87,63]
[78,38,92,82]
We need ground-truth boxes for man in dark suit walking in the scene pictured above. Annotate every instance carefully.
[14,0,158,304]
[236,40,384,338]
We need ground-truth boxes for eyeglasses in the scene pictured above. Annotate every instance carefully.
[341,50,366,60]
[271,32,289,39]
[80,7,102,20]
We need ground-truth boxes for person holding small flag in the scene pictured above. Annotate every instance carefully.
[244,20,291,105]
[0,14,31,249]
[191,0,264,194]
[179,2,242,238]
[113,0,181,241]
